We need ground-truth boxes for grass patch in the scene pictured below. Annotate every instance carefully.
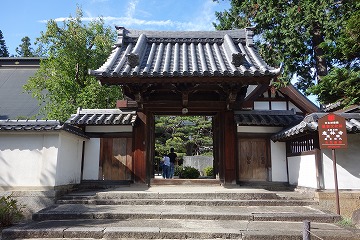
[337,217,356,228]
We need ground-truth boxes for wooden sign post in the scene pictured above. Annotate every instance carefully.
[318,113,348,215]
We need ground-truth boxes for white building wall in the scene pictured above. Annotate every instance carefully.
[271,101,287,110]
[0,133,59,189]
[83,138,101,180]
[322,135,360,190]
[270,141,287,182]
[254,101,269,110]
[288,102,302,113]
[288,154,317,188]
[55,132,84,186]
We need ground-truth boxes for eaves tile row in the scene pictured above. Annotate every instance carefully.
[66,109,137,126]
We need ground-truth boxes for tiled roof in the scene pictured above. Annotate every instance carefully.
[89,27,280,79]
[235,110,303,126]
[0,119,88,138]
[271,113,360,141]
[66,109,137,126]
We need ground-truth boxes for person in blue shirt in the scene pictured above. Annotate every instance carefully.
[162,154,170,179]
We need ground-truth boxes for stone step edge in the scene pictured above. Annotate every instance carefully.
[56,199,317,206]
[2,223,358,240]
[32,212,341,223]
[62,192,285,200]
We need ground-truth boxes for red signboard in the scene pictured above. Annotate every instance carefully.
[318,113,348,149]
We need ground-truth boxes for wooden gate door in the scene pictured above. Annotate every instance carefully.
[238,138,268,181]
[100,138,132,180]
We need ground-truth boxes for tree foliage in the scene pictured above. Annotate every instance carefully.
[0,30,9,57]
[23,8,122,121]
[16,36,36,57]
[309,7,360,107]
[155,116,213,159]
[215,0,359,107]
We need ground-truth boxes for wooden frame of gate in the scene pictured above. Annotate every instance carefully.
[130,102,238,185]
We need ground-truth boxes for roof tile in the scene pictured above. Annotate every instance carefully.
[90,27,280,79]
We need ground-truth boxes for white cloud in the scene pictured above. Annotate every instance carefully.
[39,0,220,31]
[126,0,139,18]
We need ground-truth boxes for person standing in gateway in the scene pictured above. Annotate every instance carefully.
[168,147,177,179]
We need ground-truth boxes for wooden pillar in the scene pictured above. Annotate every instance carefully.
[133,111,147,183]
[223,110,237,184]
[213,114,223,182]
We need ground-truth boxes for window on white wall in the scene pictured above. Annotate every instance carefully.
[271,101,287,110]
[254,101,269,110]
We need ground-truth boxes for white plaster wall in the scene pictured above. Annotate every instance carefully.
[270,141,287,182]
[82,138,101,180]
[288,102,302,113]
[237,126,283,134]
[322,134,360,190]
[55,132,84,186]
[288,154,317,188]
[271,101,287,110]
[85,126,132,133]
[254,101,269,110]
[0,134,59,188]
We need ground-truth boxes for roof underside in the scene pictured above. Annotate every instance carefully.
[235,110,303,127]
[90,27,280,81]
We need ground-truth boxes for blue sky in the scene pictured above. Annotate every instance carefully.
[1,0,230,56]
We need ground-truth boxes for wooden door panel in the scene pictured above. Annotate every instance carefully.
[238,140,252,180]
[102,138,112,180]
[238,138,268,181]
[100,138,132,180]
[252,140,267,181]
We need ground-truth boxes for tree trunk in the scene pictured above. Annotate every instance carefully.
[312,22,328,83]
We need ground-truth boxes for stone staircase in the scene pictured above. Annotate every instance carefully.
[2,184,360,239]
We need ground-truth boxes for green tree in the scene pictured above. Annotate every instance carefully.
[155,116,213,159]
[24,7,122,121]
[214,0,359,105]
[309,8,360,107]
[15,36,36,57]
[0,30,9,57]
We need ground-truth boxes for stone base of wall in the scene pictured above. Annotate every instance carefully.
[0,184,78,220]
[315,191,360,219]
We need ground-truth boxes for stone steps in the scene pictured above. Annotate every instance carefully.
[2,219,358,240]
[31,204,340,223]
[2,185,359,239]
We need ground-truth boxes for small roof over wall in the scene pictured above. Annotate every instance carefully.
[271,113,360,142]
[66,108,137,126]
[90,27,280,83]
[0,119,88,138]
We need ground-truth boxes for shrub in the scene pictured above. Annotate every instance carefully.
[179,166,200,179]
[0,195,24,227]
[203,166,214,177]
[174,165,183,176]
